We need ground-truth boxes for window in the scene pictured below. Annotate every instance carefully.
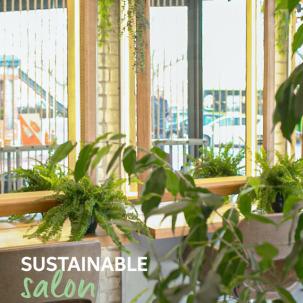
[0,0,69,193]
[150,0,255,175]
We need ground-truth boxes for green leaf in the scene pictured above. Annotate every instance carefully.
[91,145,112,170]
[148,201,189,217]
[165,169,180,196]
[287,0,301,12]
[237,187,254,216]
[295,213,303,241]
[256,242,279,271]
[223,208,239,226]
[74,144,98,182]
[95,132,111,143]
[255,242,279,260]
[276,286,296,303]
[135,153,162,172]
[283,195,302,214]
[276,0,300,12]
[142,167,167,216]
[49,141,76,165]
[141,196,163,220]
[274,63,303,141]
[123,146,137,176]
[106,143,126,174]
[151,146,168,160]
[109,133,126,140]
[293,24,303,54]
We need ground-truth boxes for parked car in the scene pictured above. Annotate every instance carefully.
[165,112,222,139]
[203,114,263,146]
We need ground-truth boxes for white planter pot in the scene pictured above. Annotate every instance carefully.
[238,213,296,260]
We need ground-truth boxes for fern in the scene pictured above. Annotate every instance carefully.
[240,148,303,213]
[26,176,148,251]
[191,143,245,178]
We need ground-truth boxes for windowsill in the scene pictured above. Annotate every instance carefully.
[0,177,246,247]
[0,221,129,249]
[0,176,247,217]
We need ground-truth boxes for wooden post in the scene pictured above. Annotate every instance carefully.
[79,0,97,182]
[137,0,151,192]
[80,0,97,145]
[263,0,276,163]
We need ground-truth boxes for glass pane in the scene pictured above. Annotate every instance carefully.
[150,5,188,170]
[257,0,264,154]
[0,3,68,193]
[202,0,246,175]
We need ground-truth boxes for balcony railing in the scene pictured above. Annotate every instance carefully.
[0,145,52,193]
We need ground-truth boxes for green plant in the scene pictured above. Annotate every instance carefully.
[14,141,76,192]
[20,134,148,251]
[27,175,147,250]
[275,1,291,55]
[122,146,303,302]
[98,0,148,70]
[191,143,245,178]
[14,163,66,192]
[238,148,303,213]
[274,0,303,140]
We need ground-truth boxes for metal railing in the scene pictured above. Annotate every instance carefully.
[0,145,52,193]
[152,138,205,170]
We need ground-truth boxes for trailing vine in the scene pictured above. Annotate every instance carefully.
[98,0,115,44]
[98,0,148,71]
[275,5,290,55]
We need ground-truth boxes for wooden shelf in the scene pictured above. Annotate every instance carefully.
[0,221,128,249]
[147,204,232,239]
[0,191,58,216]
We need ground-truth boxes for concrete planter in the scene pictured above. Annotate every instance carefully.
[238,213,296,259]
[238,213,299,298]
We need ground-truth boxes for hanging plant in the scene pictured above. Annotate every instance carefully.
[98,0,115,44]
[98,0,148,71]
[275,5,290,55]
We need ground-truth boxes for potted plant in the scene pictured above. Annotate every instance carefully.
[119,146,303,301]
[235,148,303,276]
[14,134,148,251]
[237,148,303,214]
[191,143,245,179]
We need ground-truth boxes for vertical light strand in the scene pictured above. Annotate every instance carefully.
[47,0,51,144]
[67,0,79,167]
[54,0,58,141]
[3,0,7,148]
[34,0,37,117]
[62,2,67,143]
[26,0,30,117]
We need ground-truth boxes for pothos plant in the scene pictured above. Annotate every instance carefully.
[98,0,148,70]
[16,134,148,251]
[121,145,303,302]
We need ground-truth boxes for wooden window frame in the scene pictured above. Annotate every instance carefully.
[136,0,269,199]
[0,0,97,213]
